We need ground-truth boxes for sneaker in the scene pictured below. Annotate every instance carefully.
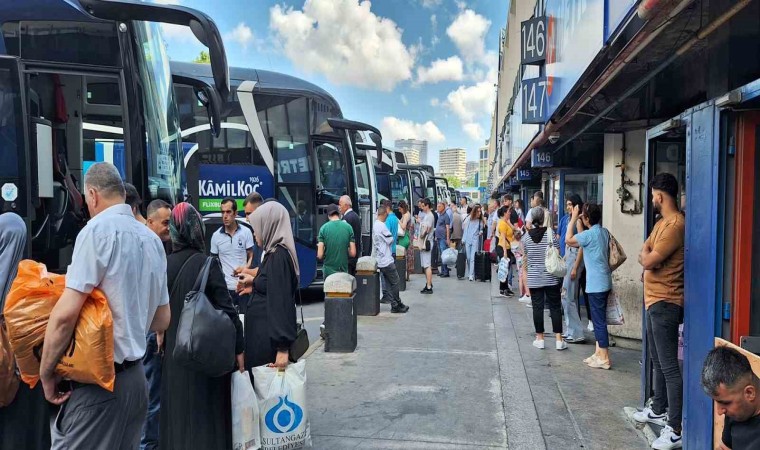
[652,425,682,450]
[468,276,474,281]
[519,295,532,304]
[587,357,611,370]
[587,321,594,332]
[504,289,515,297]
[565,337,587,344]
[441,273,450,278]
[632,406,668,427]
[556,340,567,351]
[420,287,433,294]
[391,304,410,313]
[525,302,532,308]
[532,339,545,350]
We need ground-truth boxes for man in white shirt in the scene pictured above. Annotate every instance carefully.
[374,204,408,313]
[458,197,469,216]
[526,191,551,229]
[211,198,254,313]
[41,162,170,449]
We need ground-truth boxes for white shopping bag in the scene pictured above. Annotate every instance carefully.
[497,257,509,283]
[252,360,311,450]
[441,248,457,268]
[232,371,261,450]
[606,290,625,326]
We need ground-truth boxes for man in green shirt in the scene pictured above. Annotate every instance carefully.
[318,204,356,278]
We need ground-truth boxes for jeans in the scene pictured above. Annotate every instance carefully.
[562,247,585,340]
[229,289,248,314]
[588,290,611,348]
[465,241,476,279]
[530,283,562,334]
[140,333,161,450]
[438,239,450,275]
[646,301,684,430]
[378,265,401,308]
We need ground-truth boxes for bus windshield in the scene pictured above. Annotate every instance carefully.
[134,21,182,203]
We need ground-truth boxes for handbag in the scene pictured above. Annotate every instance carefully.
[173,257,237,377]
[289,289,309,362]
[544,231,567,278]
[397,232,410,249]
[606,229,628,272]
[397,221,406,237]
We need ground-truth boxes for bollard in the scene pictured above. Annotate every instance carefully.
[414,248,423,274]
[323,273,357,353]
[395,246,407,292]
[354,256,380,316]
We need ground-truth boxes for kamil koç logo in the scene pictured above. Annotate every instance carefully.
[264,396,304,434]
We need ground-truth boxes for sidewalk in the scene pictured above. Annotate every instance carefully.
[304,273,649,449]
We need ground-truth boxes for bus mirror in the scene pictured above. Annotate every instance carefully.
[31,118,54,200]
[369,132,383,168]
[195,87,222,138]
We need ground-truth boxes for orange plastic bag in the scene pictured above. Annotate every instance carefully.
[0,316,19,407]
[3,260,115,391]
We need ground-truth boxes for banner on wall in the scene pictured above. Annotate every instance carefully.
[198,164,274,213]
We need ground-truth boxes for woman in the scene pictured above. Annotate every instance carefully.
[238,201,299,370]
[160,203,245,450]
[562,195,586,343]
[565,203,613,369]
[399,201,414,281]
[462,204,484,281]
[520,208,565,351]
[496,206,514,296]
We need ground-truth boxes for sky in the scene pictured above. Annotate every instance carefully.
[153,0,508,169]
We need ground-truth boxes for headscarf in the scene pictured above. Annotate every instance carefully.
[0,213,27,308]
[169,202,206,253]
[249,201,300,280]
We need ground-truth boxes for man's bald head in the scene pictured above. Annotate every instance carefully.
[84,162,126,217]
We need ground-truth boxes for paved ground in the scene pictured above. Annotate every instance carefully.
[301,272,650,450]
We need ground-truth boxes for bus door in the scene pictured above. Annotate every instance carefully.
[312,136,350,236]
[410,170,425,213]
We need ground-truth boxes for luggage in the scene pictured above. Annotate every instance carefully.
[474,251,491,282]
[456,249,466,279]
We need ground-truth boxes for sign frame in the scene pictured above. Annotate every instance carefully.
[521,16,547,65]
[521,77,548,124]
[531,149,553,168]
[516,169,533,181]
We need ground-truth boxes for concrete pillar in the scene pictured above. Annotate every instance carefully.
[324,273,358,352]
[395,246,407,291]
[354,256,380,316]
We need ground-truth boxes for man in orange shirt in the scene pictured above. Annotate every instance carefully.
[634,173,685,450]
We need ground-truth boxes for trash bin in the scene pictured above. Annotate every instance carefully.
[323,273,357,353]
[354,256,379,316]
[395,246,407,292]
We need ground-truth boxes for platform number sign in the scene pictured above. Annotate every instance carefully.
[516,169,533,181]
[531,149,553,168]
[521,16,546,65]
[522,77,547,124]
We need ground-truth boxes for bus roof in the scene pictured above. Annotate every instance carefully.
[0,0,93,22]
[171,61,342,115]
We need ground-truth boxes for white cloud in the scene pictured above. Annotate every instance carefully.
[463,123,483,141]
[381,117,445,143]
[446,81,495,123]
[421,0,442,7]
[416,56,464,84]
[225,22,254,50]
[401,94,408,106]
[270,0,414,91]
[430,14,440,47]
[430,98,440,107]
[446,9,491,63]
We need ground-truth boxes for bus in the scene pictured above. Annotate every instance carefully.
[0,0,229,274]
[399,164,451,212]
[171,62,385,287]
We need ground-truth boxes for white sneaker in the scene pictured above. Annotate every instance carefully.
[652,425,682,450]
[525,302,532,308]
[532,339,545,349]
[556,340,567,351]
[519,295,531,304]
[587,321,594,332]
[632,406,668,427]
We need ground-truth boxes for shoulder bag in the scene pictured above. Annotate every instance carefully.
[544,231,567,278]
[605,229,628,272]
[289,288,309,362]
[173,256,237,377]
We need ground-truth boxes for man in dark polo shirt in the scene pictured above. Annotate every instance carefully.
[339,195,361,275]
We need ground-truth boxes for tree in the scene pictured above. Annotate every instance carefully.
[445,176,461,189]
[193,50,211,64]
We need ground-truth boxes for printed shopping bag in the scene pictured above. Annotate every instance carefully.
[232,371,261,450]
[252,360,311,450]
[606,290,625,326]
[497,257,509,283]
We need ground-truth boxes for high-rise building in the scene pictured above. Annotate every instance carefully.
[479,143,489,187]
[394,139,428,165]
[438,148,467,183]
[403,148,420,165]
[465,161,479,185]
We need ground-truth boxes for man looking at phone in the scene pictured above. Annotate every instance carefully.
[211,198,254,313]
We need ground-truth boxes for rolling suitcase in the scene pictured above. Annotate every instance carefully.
[474,237,491,282]
[456,247,466,279]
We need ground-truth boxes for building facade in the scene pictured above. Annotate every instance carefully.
[478,143,489,188]
[465,161,478,185]
[394,139,427,166]
[438,148,466,183]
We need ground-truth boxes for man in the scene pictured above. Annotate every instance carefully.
[234,193,265,296]
[434,201,451,278]
[141,199,171,450]
[373,204,408,313]
[339,195,362,275]
[418,198,435,294]
[383,199,399,256]
[317,204,356,278]
[458,197,468,216]
[633,173,685,450]
[526,191,551,229]
[450,201,463,249]
[211,198,254,313]
[40,162,170,449]
[701,346,760,450]
[486,199,498,253]
[557,196,579,258]
[125,182,146,224]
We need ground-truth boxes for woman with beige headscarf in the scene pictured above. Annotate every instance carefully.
[237,201,299,370]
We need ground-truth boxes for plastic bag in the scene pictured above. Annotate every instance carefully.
[0,316,19,407]
[252,360,311,450]
[441,248,457,268]
[497,258,509,283]
[232,371,261,450]
[606,290,625,326]
[3,260,115,391]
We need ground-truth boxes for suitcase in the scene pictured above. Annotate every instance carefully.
[456,248,466,279]
[474,238,491,282]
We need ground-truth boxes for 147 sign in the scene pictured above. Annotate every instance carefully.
[522,77,547,124]
[521,16,546,65]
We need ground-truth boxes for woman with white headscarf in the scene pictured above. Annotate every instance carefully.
[237,201,299,370]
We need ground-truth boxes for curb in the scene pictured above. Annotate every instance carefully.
[302,337,325,360]
[623,407,658,446]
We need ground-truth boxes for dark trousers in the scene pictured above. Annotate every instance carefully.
[229,289,248,314]
[531,283,562,334]
[646,301,684,430]
[348,259,357,277]
[379,265,401,308]
[588,290,611,348]
[141,333,161,450]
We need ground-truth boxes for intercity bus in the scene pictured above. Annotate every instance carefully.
[171,62,385,287]
[0,0,229,274]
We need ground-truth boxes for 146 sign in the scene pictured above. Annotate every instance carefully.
[531,149,553,168]
[522,77,547,124]
[521,16,546,65]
